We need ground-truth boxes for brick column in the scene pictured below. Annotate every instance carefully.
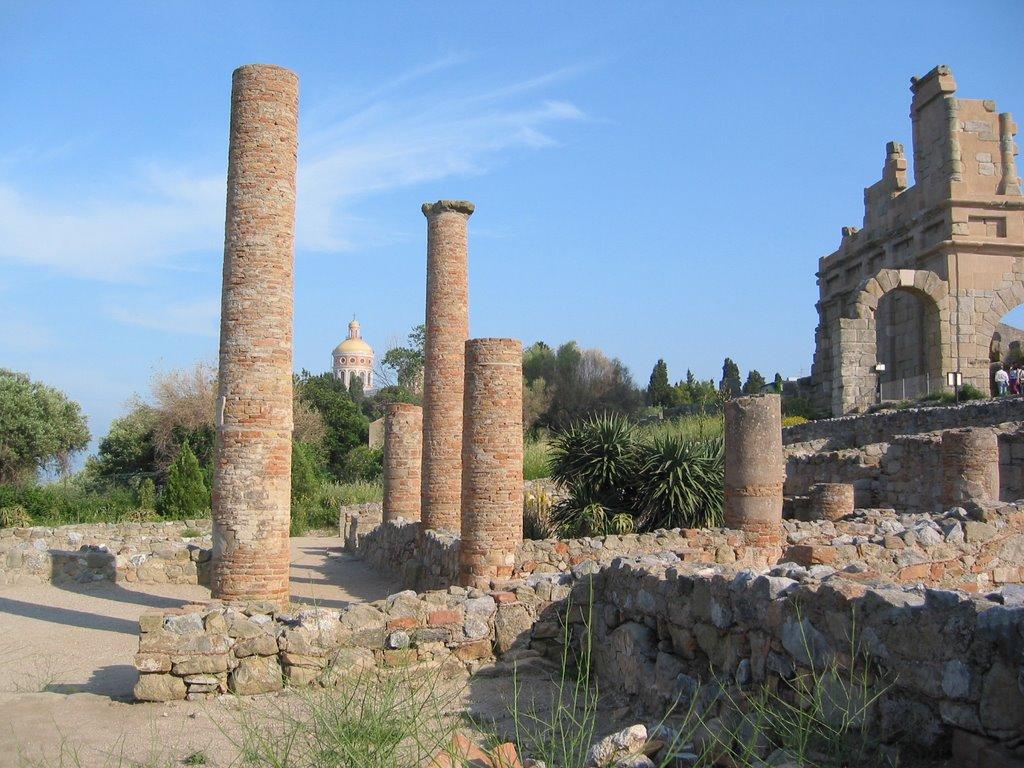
[940,428,999,508]
[724,394,784,543]
[420,200,474,533]
[211,64,298,606]
[459,338,523,589]
[810,483,855,521]
[383,403,423,523]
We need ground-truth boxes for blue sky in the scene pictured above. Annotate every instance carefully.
[2,1,1023,457]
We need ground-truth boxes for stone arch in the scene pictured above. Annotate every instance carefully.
[977,260,1024,392]
[849,268,950,321]
[832,269,952,414]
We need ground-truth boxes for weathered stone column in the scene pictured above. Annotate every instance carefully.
[459,338,523,589]
[940,428,999,508]
[420,200,474,533]
[810,483,855,521]
[724,394,784,543]
[383,403,423,523]
[211,64,298,606]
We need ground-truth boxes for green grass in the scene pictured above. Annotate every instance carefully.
[321,480,384,507]
[637,413,724,443]
[524,437,552,480]
[0,482,167,527]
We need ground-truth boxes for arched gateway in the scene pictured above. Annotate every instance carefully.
[808,66,1024,415]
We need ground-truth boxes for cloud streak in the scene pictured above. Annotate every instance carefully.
[0,59,587,282]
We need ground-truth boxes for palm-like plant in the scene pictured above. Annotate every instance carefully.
[634,434,723,530]
[548,413,639,536]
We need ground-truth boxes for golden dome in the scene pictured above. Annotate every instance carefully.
[333,318,374,357]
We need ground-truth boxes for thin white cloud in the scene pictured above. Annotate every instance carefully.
[0,61,587,282]
[106,296,220,336]
[0,317,53,349]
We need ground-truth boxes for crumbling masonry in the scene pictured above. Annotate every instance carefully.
[724,394,784,544]
[420,200,474,533]
[809,65,1023,415]
[211,64,298,606]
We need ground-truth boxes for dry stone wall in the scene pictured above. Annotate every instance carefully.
[784,401,1024,514]
[0,521,212,586]
[529,555,1024,754]
[133,579,549,701]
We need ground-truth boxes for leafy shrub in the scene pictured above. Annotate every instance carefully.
[920,383,987,405]
[136,478,156,510]
[0,505,32,528]
[158,443,210,519]
[340,445,383,483]
[0,482,139,524]
[549,413,725,536]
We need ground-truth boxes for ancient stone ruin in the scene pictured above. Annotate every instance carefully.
[420,200,474,535]
[382,403,422,523]
[807,65,1023,415]
[211,64,299,607]
[115,63,1024,764]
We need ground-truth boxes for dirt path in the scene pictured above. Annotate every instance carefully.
[0,537,404,766]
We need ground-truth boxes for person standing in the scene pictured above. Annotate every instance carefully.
[995,365,1010,396]
[1009,364,1020,396]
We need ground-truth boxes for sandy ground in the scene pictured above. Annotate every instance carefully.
[0,537,447,767]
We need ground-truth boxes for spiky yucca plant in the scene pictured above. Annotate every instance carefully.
[548,413,639,536]
[634,434,723,530]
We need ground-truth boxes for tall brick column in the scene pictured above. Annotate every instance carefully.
[724,394,784,543]
[383,403,423,523]
[420,200,474,533]
[940,428,1000,508]
[211,64,298,606]
[459,338,523,589]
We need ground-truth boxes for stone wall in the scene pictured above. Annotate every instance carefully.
[353,503,1024,596]
[0,520,212,586]
[782,397,1024,450]
[133,545,1024,755]
[783,401,1024,514]
[528,555,1024,753]
[134,579,550,701]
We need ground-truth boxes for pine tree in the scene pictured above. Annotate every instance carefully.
[719,358,742,398]
[159,442,210,518]
[742,369,767,395]
[773,373,784,394]
[646,359,672,407]
[137,477,156,510]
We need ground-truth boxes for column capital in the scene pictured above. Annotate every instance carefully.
[422,199,475,218]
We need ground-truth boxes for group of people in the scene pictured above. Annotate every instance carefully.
[994,363,1024,396]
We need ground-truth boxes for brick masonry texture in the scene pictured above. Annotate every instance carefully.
[0,521,211,586]
[212,64,298,606]
[420,200,474,534]
[459,339,524,588]
[941,427,1000,507]
[383,403,422,523]
[724,394,784,543]
[810,482,855,521]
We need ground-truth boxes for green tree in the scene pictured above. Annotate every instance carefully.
[0,369,90,484]
[291,441,322,504]
[742,369,767,395]
[340,445,383,482]
[773,372,784,393]
[719,358,742,398]
[381,324,426,390]
[137,478,157,510]
[94,408,158,485]
[158,443,210,518]
[646,359,673,407]
[295,371,369,480]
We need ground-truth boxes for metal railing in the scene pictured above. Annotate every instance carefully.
[878,373,942,402]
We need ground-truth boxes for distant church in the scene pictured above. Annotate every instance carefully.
[332,318,375,391]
